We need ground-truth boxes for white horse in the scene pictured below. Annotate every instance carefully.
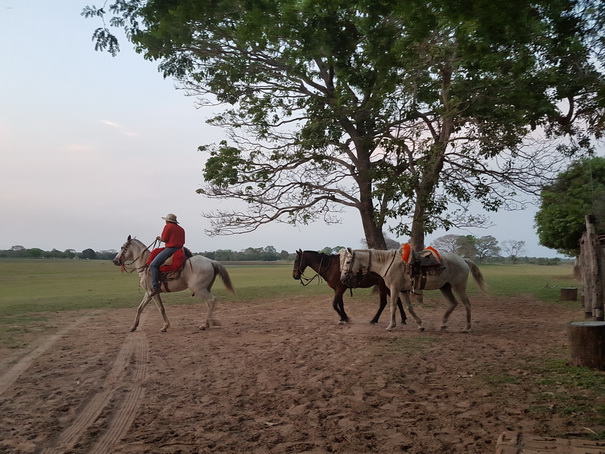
[113,236,236,332]
[339,247,486,332]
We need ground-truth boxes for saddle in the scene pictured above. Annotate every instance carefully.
[401,243,444,290]
[147,247,193,280]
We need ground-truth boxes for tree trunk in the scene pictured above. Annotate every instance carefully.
[358,196,386,250]
[568,321,605,370]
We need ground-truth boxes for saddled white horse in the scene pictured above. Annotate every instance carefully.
[339,247,486,332]
[113,236,236,332]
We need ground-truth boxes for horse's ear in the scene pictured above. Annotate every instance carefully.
[346,247,353,253]
[296,249,302,254]
[127,235,132,241]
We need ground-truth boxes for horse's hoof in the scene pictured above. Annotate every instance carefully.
[440,325,447,331]
[129,327,137,332]
[418,326,425,332]
[461,328,471,333]
[160,328,167,333]
[337,320,348,325]
[199,324,209,330]
[386,326,394,331]
[370,321,378,325]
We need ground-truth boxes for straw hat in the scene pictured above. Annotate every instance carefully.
[161,213,179,224]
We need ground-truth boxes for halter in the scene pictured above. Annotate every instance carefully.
[294,253,330,286]
[117,238,158,273]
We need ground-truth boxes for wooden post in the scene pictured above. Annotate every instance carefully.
[568,321,605,370]
[580,232,593,317]
[585,215,604,320]
[560,287,578,301]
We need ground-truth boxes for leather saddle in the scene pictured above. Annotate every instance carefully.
[401,244,445,290]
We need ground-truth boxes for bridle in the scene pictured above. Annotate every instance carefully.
[341,250,358,284]
[116,238,158,273]
[294,252,331,286]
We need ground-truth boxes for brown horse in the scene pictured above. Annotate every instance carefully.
[292,249,406,325]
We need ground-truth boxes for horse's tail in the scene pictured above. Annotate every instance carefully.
[464,258,487,293]
[213,261,237,295]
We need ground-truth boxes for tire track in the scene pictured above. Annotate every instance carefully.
[0,315,92,396]
[88,333,149,454]
[41,312,149,454]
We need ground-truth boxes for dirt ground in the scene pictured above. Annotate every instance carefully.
[0,291,599,454]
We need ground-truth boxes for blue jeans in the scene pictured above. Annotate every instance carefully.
[150,247,179,288]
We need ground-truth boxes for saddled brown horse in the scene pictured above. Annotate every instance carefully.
[293,249,406,325]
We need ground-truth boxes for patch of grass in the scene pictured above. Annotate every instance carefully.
[523,357,605,438]
[383,334,439,354]
[474,264,578,304]
[536,358,605,389]
[478,372,521,385]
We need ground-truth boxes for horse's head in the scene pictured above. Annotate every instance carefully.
[339,247,360,287]
[292,249,305,280]
[113,235,134,267]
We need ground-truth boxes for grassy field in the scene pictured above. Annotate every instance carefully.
[0,259,579,317]
[0,259,579,318]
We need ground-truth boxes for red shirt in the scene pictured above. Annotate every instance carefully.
[161,222,185,248]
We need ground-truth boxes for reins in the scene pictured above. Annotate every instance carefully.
[296,254,331,286]
[120,239,158,273]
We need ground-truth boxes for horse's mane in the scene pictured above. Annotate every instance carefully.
[126,237,147,249]
[354,249,398,267]
[303,250,338,258]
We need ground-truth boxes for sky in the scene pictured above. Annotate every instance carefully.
[0,1,575,258]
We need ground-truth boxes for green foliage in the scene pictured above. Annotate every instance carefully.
[535,157,605,256]
[83,0,605,250]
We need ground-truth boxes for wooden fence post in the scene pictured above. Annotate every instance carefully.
[585,215,604,321]
[579,232,593,317]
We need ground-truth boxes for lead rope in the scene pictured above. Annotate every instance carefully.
[121,239,159,273]
[298,255,331,286]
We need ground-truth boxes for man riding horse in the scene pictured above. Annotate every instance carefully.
[149,213,185,296]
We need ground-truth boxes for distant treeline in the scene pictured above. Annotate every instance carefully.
[1,245,570,265]
[0,245,295,262]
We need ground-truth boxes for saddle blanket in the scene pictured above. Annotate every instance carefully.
[147,247,188,273]
[401,243,443,266]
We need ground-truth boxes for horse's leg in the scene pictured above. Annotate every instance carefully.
[130,294,153,332]
[386,286,400,331]
[400,291,424,331]
[439,284,465,332]
[152,295,170,332]
[370,288,387,324]
[195,289,218,330]
[333,290,348,324]
[454,288,472,333]
[397,297,407,324]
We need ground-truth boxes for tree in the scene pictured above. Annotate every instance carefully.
[84,0,605,250]
[80,248,98,260]
[535,156,605,256]
[474,235,501,263]
[502,240,526,263]
[456,235,478,259]
[26,248,44,258]
[432,234,461,253]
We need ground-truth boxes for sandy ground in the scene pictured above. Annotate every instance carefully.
[0,291,598,454]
